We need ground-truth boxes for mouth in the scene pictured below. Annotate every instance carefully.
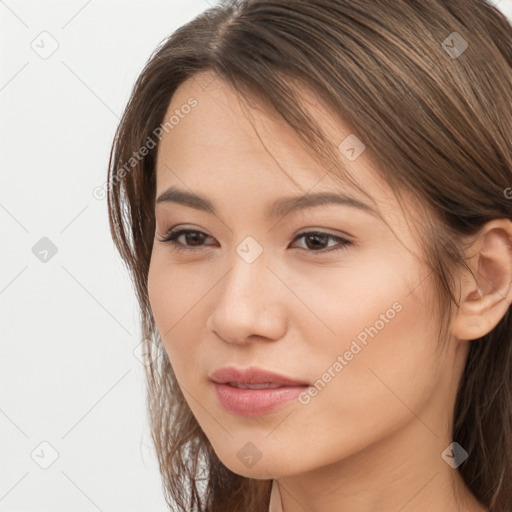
[209,366,310,416]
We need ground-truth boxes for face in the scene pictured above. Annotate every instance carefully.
[147,71,456,480]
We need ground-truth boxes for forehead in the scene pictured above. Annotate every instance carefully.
[155,71,395,214]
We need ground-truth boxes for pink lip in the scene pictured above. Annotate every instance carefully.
[209,366,309,386]
[209,366,310,416]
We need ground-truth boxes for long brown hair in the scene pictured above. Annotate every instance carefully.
[107,1,512,510]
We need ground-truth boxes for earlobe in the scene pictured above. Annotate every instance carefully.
[451,219,512,341]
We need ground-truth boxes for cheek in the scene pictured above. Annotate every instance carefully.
[292,258,441,447]
[289,245,433,362]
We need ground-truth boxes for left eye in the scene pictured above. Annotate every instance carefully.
[292,231,351,254]
[158,229,351,255]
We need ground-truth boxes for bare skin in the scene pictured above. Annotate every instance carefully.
[147,70,512,512]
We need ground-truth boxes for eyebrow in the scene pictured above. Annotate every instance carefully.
[155,185,378,218]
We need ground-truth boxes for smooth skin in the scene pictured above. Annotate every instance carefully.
[147,70,512,512]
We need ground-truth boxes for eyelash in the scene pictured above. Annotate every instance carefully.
[158,228,352,255]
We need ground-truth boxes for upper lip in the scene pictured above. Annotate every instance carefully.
[209,366,309,386]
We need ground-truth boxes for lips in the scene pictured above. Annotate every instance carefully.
[209,366,310,416]
[209,366,310,388]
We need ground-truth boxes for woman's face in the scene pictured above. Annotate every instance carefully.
[147,71,463,480]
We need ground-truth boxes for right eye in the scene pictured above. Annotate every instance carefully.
[158,228,216,253]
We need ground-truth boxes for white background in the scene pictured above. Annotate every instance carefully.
[1,2,212,511]
[1,1,511,511]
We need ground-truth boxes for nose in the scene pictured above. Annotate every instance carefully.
[206,251,288,345]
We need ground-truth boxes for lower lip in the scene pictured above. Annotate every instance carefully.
[212,382,309,416]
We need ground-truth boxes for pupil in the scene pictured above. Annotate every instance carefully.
[307,234,326,250]
[187,232,204,246]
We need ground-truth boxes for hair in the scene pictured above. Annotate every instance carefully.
[106,1,512,510]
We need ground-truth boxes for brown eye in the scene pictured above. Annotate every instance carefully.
[159,229,215,252]
[291,231,352,254]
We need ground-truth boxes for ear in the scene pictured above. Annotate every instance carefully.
[451,218,512,341]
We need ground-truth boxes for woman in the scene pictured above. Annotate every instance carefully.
[107,0,512,510]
